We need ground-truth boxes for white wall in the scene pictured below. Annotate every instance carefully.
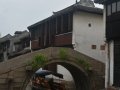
[109,41,114,86]
[57,65,76,89]
[72,11,106,63]
[57,65,74,81]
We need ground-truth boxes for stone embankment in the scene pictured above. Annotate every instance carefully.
[105,86,120,90]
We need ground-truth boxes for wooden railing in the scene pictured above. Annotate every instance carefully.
[31,39,40,50]
[54,32,72,46]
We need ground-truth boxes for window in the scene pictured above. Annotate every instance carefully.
[56,16,62,34]
[100,45,105,50]
[117,1,120,12]
[107,5,111,16]
[63,14,69,33]
[88,23,91,27]
[112,3,116,13]
[91,45,96,49]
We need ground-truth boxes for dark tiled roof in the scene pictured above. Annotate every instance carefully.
[28,3,103,29]
[0,34,12,43]
[94,0,108,4]
[12,31,30,43]
[14,31,23,34]
[0,31,30,44]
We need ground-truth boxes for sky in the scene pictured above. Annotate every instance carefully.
[0,0,102,37]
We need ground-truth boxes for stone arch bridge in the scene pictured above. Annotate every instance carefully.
[0,47,105,90]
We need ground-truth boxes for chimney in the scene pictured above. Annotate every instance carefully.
[78,0,95,7]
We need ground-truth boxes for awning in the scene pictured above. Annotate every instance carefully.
[35,70,63,79]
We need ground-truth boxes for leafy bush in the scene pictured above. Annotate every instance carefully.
[59,48,68,60]
[31,54,47,70]
[77,57,91,71]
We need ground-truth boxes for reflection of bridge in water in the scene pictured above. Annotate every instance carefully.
[0,47,105,90]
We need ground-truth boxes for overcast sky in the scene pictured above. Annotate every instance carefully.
[0,0,102,37]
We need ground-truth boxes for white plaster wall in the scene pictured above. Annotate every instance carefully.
[9,40,15,53]
[109,41,114,86]
[57,65,76,89]
[57,65,74,81]
[72,11,106,63]
[3,51,8,61]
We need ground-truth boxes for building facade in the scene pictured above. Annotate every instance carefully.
[72,9,105,63]
[28,1,106,89]
[28,0,105,63]
[0,31,30,61]
[95,0,120,88]
[0,34,12,61]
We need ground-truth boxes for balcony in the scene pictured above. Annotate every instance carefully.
[54,32,72,47]
[31,39,40,50]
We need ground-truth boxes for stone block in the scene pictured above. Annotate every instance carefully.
[107,86,118,90]
[0,79,6,84]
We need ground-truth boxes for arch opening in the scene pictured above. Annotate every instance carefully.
[26,60,90,90]
[44,61,90,90]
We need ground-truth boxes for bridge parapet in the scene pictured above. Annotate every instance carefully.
[0,47,105,90]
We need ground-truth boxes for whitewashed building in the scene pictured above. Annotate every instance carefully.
[58,0,105,87]
[72,4,105,63]
[28,0,105,89]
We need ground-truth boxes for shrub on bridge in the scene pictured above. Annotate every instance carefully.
[59,48,68,60]
[76,57,91,71]
[59,48,91,71]
[27,54,48,71]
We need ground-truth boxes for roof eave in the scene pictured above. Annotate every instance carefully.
[94,0,108,4]
[28,4,103,30]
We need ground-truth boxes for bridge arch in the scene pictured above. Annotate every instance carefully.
[0,47,105,90]
[44,60,89,90]
[25,60,90,90]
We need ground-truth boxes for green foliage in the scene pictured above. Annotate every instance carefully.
[58,48,91,71]
[59,48,68,60]
[77,57,91,71]
[30,54,48,71]
[26,49,91,73]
